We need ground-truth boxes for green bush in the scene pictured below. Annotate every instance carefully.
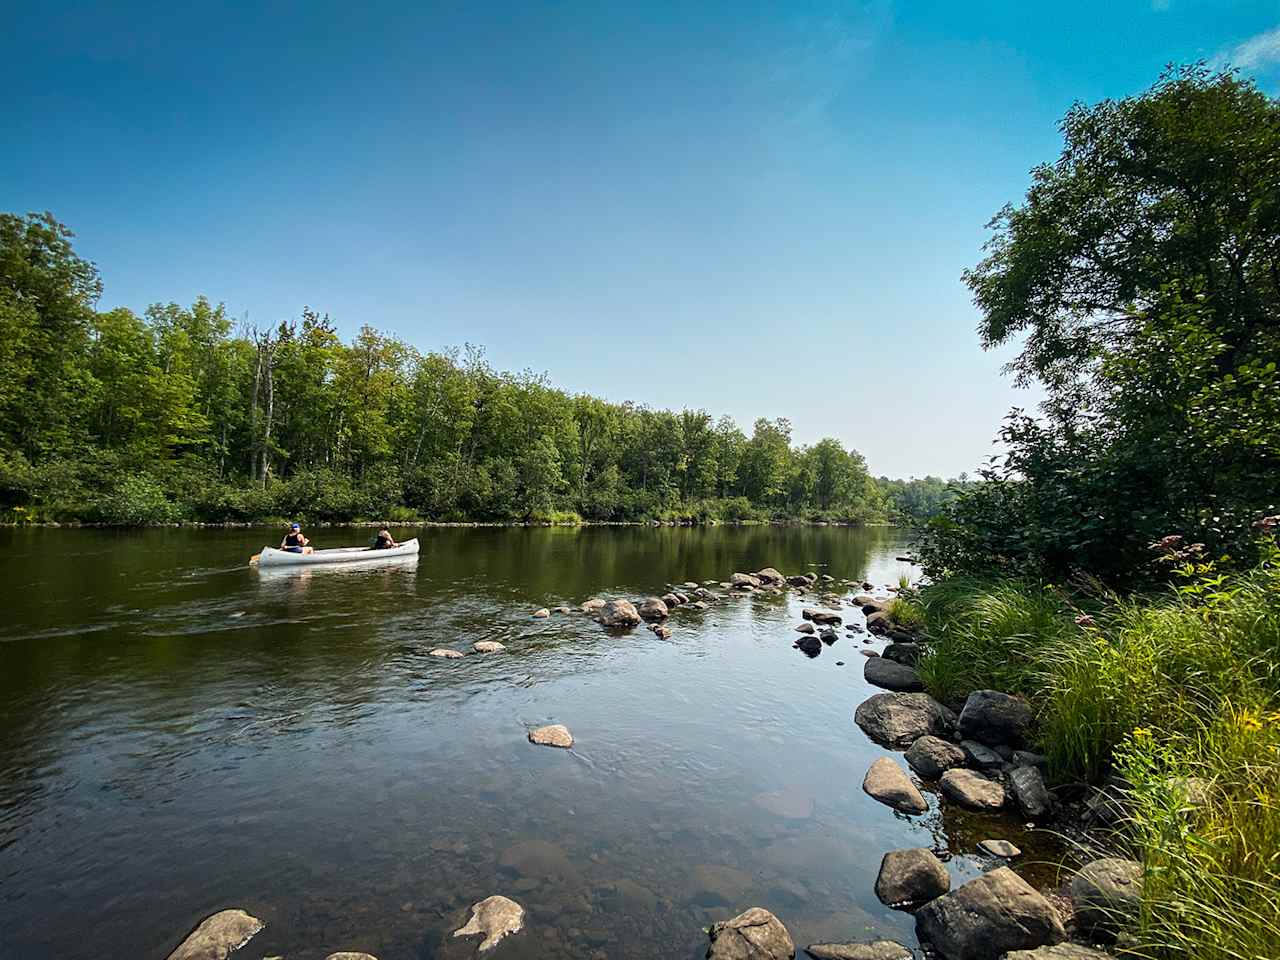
[95,474,180,525]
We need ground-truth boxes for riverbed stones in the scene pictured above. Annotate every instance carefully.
[662,592,682,608]
[855,693,957,748]
[532,608,549,618]
[527,724,573,748]
[1012,749,1049,771]
[914,867,1066,960]
[787,574,815,587]
[939,768,1006,811]
[596,599,641,628]
[880,642,923,666]
[905,735,967,780]
[795,623,816,634]
[802,608,843,626]
[653,625,672,640]
[957,690,1033,746]
[499,839,581,884]
[796,635,822,656]
[429,648,465,658]
[637,597,669,621]
[863,657,924,692]
[862,757,927,813]
[165,909,264,960]
[1070,858,1142,939]
[756,567,786,585]
[874,848,950,907]
[326,954,379,960]
[707,907,795,960]
[959,740,1005,770]
[804,942,911,960]
[1001,946,1113,960]
[581,597,606,614]
[1009,765,1053,819]
[978,839,1021,858]
[473,640,506,654]
[731,573,763,590]
[453,895,525,952]
[819,627,839,644]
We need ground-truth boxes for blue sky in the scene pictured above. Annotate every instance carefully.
[4,2,1278,478]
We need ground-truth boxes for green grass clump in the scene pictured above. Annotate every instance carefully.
[886,596,925,629]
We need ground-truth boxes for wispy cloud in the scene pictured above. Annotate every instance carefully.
[1214,25,1280,72]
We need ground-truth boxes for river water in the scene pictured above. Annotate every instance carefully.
[0,525,1060,959]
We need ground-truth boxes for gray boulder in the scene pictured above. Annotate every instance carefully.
[731,573,763,590]
[855,693,957,748]
[707,907,795,960]
[1011,750,1048,770]
[795,623,816,634]
[960,740,1005,770]
[803,608,843,625]
[1001,946,1113,960]
[881,642,923,666]
[637,597,670,621]
[662,592,682,608]
[905,735,967,780]
[796,635,822,656]
[1008,765,1053,819]
[914,867,1066,960]
[1070,858,1142,940]
[862,757,927,814]
[166,909,265,960]
[597,599,641,628]
[756,567,786,585]
[957,690,1033,746]
[978,839,1021,859]
[804,943,911,960]
[864,657,924,692]
[939,769,1006,811]
[581,597,606,613]
[874,848,950,907]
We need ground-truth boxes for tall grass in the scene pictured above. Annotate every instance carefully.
[917,551,1280,960]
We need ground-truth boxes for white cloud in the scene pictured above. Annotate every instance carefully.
[1216,25,1280,72]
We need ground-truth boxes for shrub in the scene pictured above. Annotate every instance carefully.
[95,474,180,525]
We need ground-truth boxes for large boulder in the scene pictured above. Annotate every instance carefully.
[597,599,641,628]
[855,693,957,748]
[452,895,525,953]
[1001,947,1113,960]
[581,597,606,614]
[862,757,927,814]
[864,657,924,692]
[957,690,1033,746]
[959,740,1004,770]
[1008,766,1053,819]
[731,573,763,590]
[637,597,670,621]
[804,943,911,960]
[905,735,967,780]
[914,867,1066,960]
[166,909,264,960]
[939,769,1006,811]
[803,608,843,626]
[707,907,795,960]
[880,643,923,666]
[874,848,950,907]
[1070,858,1142,940]
[756,567,786,585]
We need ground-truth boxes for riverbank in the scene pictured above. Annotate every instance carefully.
[0,517,903,530]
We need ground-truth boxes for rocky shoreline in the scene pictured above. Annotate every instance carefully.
[158,565,1138,960]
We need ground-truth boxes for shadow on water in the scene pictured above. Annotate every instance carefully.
[0,525,1059,959]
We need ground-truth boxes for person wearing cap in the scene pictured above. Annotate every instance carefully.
[280,522,313,554]
[373,527,398,550]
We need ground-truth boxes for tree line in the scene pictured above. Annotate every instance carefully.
[0,214,951,526]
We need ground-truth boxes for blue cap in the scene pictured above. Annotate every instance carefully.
[291,522,301,529]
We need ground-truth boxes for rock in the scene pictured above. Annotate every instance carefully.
[795,623,816,634]
[596,599,641,628]
[960,740,1005,770]
[553,605,572,614]
[756,567,786,585]
[165,909,265,960]
[473,640,506,654]
[805,943,911,960]
[691,600,709,610]
[753,786,815,819]
[653,625,672,640]
[914,867,1066,960]
[429,648,465,659]
[662,592,682,608]
[1008,766,1053,818]
[864,657,924,692]
[637,597,670,621]
[819,627,839,644]
[862,756,927,814]
[1083,777,1132,827]
[786,575,811,587]
[855,693,957,748]
[874,848,951,907]
[802,608,843,626]
[731,573,763,590]
[795,635,822,656]
[528,724,573,748]
[957,690,1033,747]
[1070,858,1142,939]
[707,907,795,960]
[499,839,581,884]
[690,863,753,906]
[682,581,701,590]
[881,642,923,666]
[860,650,879,658]
[978,839,1021,859]
[532,608,550,618]
[905,735,966,780]
[453,895,525,952]
[581,598,606,613]
[1001,946,1113,960]
[1011,750,1048,770]
[326,954,379,960]
[939,769,1006,811]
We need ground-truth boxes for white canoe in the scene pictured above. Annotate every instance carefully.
[255,537,420,567]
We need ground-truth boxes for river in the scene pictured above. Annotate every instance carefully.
[0,525,1058,959]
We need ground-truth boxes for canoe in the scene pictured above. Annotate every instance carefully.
[255,538,420,567]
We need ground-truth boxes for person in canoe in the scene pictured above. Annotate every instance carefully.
[373,528,399,550]
[280,522,314,554]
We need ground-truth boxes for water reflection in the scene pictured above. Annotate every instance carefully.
[0,525,1056,960]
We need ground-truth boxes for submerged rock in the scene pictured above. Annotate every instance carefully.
[637,597,670,621]
[863,657,923,692]
[977,839,1021,859]
[166,909,264,960]
[527,724,574,748]
[939,769,1006,811]
[855,693,957,748]
[914,867,1066,960]
[905,735,966,780]
[804,943,911,960]
[473,640,506,654]
[452,895,525,953]
[1070,858,1142,940]
[429,648,465,659]
[596,599,641,628]
[653,625,673,640]
[957,690,1033,746]
[874,848,950,907]
[862,757,927,813]
[707,907,795,960]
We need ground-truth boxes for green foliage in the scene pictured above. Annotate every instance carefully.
[95,474,180,525]
[886,596,924,629]
[876,475,968,523]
